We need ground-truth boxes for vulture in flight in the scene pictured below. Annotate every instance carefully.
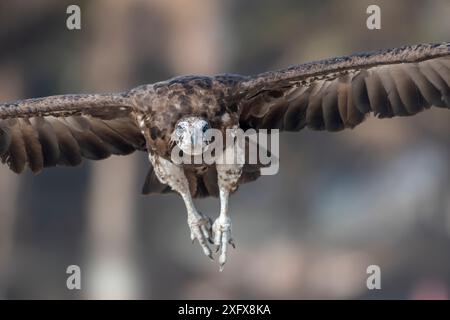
[1,42,449,269]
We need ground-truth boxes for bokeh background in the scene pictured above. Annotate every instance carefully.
[0,0,449,299]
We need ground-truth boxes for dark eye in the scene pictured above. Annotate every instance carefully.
[175,125,184,136]
[202,123,210,133]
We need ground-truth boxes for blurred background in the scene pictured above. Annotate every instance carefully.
[0,0,449,299]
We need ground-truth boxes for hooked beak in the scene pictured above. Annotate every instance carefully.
[190,129,203,154]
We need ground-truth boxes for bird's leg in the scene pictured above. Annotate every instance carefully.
[181,191,214,260]
[148,154,213,259]
[213,147,243,270]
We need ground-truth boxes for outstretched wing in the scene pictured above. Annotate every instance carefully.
[237,42,450,131]
[0,93,146,173]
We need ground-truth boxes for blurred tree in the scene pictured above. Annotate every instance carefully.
[0,62,23,298]
[82,0,141,299]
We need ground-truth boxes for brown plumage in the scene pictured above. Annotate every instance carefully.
[0,42,449,194]
[238,43,450,131]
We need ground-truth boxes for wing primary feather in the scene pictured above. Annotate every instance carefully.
[364,70,394,118]
[49,118,83,166]
[19,119,44,173]
[390,66,425,115]
[2,120,27,173]
[283,86,310,130]
[88,117,136,155]
[306,81,327,130]
[61,117,111,160]
[402,63,442,108]
[377,66,409,116]
[0,121,12,156]
[351,70,372,114]
[420,61,450,107]
[321,79,344,131]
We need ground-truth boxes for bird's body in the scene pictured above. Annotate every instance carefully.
[129,75,257,200]
[129,74,242,158]
[1,42,449,269]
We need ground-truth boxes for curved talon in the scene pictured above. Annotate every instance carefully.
[212,217,235,270]
[188,212,214,259]
[207,217,214,244]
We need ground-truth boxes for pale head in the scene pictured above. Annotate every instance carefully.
[172,116,211,155]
